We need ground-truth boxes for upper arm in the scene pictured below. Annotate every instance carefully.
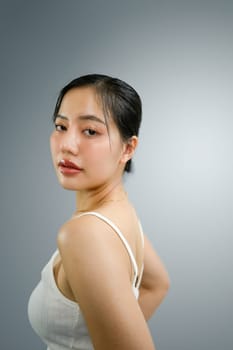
[141,235,170,291]
[57,217,155,350]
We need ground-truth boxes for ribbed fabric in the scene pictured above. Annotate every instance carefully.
[28,212,144,350]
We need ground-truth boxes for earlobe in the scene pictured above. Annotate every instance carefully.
[121,136,138,164]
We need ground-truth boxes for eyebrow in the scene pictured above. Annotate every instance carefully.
[55,114,106,125]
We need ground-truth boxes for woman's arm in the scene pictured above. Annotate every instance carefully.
[139,235,170,320]
[58,216,156,350]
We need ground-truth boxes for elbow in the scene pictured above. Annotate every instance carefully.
[155,273,170,296]
[143,274,170,296]
[161,276,170,296]
[162,273,170,291]
[153,275,170,306]
[161,272,170,293]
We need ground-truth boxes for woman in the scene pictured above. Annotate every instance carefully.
[28,74,169,350]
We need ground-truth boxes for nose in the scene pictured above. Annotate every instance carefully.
[60,129,79,155]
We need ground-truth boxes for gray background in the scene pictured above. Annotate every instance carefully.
[1,0,232,349]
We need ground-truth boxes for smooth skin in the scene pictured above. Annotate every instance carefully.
[50,87,169,350]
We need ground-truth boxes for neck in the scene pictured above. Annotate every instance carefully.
[75,179,127,213]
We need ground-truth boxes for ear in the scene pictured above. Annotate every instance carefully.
[120,136,138,165]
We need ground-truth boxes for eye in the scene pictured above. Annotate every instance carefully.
[55,124,67,132]
[83,128,97,136]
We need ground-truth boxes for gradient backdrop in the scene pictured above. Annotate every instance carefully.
[1,1,233,349]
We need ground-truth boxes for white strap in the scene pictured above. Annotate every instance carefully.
[136,220,144,288]
[138,220,145,248]
[73,211,139,285]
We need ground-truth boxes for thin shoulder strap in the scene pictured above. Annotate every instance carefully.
[74,211,139,285]
[135,220,144,288]
[138,220,145,249]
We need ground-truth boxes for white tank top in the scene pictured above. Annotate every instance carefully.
[28,211,144,350]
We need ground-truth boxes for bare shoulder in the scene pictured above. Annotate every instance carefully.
[57,213,134,315]
[57,213,132,280]
[57,214,103,246]
[57,213,127,248]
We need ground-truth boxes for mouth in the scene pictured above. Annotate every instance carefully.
[58,159,83,175]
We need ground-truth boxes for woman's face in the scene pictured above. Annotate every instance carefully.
[50,87,127,191]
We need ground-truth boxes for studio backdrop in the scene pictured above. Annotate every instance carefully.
[1,1,232,349]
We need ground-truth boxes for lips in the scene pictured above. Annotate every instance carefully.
[58,159,82,175]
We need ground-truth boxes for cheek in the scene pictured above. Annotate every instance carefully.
[89,140,123,169]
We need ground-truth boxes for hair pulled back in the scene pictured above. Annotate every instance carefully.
[53,74,142,172]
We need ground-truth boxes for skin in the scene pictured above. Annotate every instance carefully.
[50,86,169,350]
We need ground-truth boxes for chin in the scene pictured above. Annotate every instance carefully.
[59,181,82,191]
[57,174,109,192]
[56,178,78,191]
[61,185,77,191]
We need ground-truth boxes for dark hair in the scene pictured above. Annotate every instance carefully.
[53,74,142,172]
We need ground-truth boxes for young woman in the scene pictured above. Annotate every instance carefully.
[28,74,169,350]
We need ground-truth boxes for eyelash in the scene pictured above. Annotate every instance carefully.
[54,124,98,137]
[83,128,98,136]
[55,124,66,131]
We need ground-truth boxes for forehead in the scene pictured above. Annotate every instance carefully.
[58,87,103,117]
